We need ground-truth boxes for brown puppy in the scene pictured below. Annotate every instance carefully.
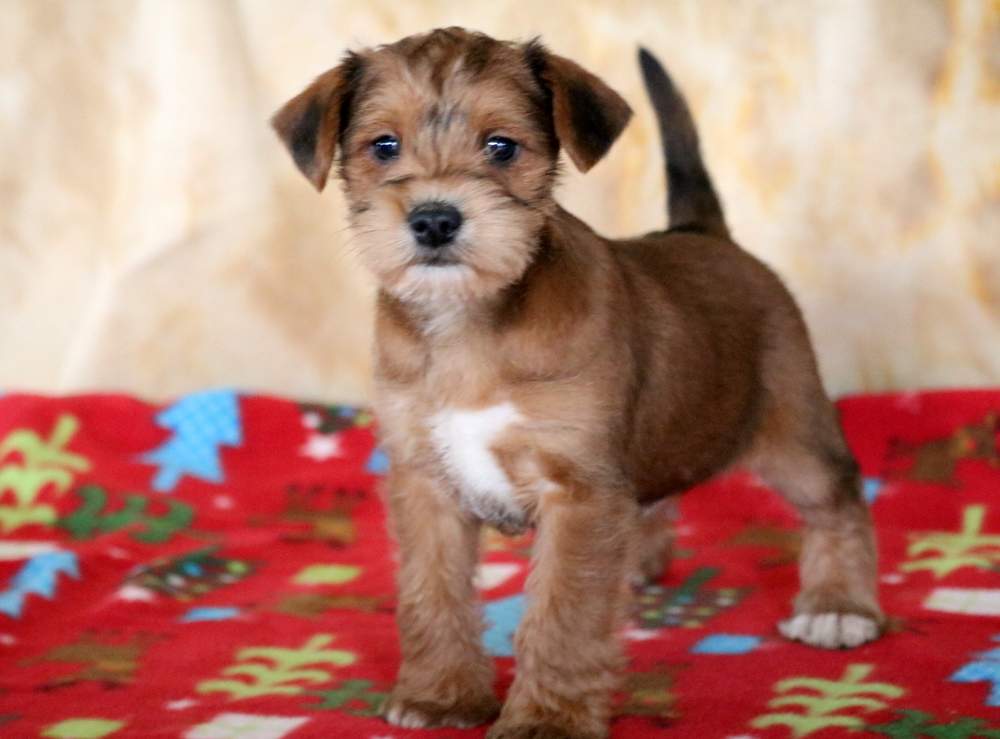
[272,28,883,739]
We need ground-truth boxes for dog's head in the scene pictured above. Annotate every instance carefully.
[272,28,631,304]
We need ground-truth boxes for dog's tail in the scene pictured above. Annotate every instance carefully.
[638,48,729,239]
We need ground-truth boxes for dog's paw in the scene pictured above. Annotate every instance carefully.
[486,722,600,739]
[382,691,500,729]
[779,612,880,649]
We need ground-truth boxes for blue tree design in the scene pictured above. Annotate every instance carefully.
[140,390,242,492]
[951,635,1000,707]
[0,550,80,618]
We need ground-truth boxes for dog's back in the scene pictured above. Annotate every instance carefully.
[604,51,815,502]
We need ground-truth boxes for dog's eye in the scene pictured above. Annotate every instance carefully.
[372,135,401,161]
[485,136,518,164]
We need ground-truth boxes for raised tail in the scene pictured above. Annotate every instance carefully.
[638,48,729,239]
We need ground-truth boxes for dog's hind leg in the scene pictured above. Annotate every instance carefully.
[745,383,884,648]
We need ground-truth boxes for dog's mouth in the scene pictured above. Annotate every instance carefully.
[414,251,461,267]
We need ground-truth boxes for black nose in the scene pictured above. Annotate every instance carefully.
[408,203,463,248]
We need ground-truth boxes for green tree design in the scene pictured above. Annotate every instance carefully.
[751,663,905,737]
[0,415,90,532]
[197,634,355,700]
[868,709,1000,738]
[901,505,1000,577]
[309,678,388,716]
[59,485,193,543]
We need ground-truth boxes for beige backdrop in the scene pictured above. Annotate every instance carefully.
[1,0,998,403]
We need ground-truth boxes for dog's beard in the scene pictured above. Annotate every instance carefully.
[392,263,489,304]
[348,179,543,306]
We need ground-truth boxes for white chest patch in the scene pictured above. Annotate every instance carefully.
[429,402,524,524]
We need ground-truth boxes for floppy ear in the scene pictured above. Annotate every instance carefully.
[271,54,362,191]
[528,43,633,173]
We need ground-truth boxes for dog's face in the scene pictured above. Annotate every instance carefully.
[273,28,631,304]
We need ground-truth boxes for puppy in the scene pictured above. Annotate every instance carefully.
[272,27,883,739]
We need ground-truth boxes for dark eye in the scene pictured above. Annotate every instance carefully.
[372,135,400,161]
[485,136,518,164]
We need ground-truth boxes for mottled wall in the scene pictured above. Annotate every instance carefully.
[1,0,997,402]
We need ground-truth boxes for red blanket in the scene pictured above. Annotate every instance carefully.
[0,390,998,738]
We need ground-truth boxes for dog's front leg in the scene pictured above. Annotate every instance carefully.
[382,465,500,729]
[489,476,636,739]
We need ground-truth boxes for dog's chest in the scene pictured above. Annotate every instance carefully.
[428,402,526,527]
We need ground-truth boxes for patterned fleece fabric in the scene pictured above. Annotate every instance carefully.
[0,390,998,738]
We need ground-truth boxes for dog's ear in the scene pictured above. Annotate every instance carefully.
[271,53,362,192]
[527,42,632,173]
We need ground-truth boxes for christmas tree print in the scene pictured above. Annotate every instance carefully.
[197,634,355,700]
[868,709,1000,738]
[0,414,90,532]
[307,678,388,716]
[140,391,242,493]
[27,632,155,688]
[59,485,193,543]
[2,389,999,737]
[950,634,1000,707]
[886,412,999,485]
[483,594,526,656]
[750,663,904,737]
[0,550,79,618]
[901,506,1000,578]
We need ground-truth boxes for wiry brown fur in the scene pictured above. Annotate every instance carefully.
[273,27,884,739]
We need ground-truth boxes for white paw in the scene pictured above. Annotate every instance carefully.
[383,696,498,730]
[779,612,880,649]
[385,703,432,729]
